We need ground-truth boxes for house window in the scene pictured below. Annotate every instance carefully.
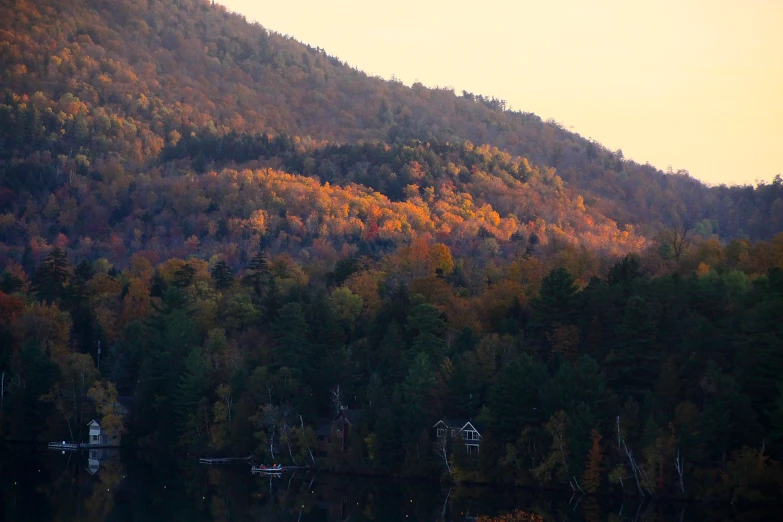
[466,444,479,455]
[436,429,445,438]
[92,435,98,442]
[463,430,477,441]
[451,429,456,437]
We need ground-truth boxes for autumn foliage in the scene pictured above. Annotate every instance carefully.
[1,0,783,507]
[582,429,603,493]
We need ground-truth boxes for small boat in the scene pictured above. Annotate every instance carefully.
[251,464,283,474]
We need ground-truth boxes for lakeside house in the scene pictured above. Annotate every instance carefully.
[433,419,483,454]
[87,419,122,447]
[316,406,363,457]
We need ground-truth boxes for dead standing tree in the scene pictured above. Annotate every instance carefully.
[331,385,343,415]
[433,433,454,481]
[616,416,655,497]
[674,449,685,495]
[300,414,316,466]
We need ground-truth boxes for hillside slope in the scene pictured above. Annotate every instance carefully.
[0,0,653,269]
[4,0,783,502]
[1,0,781,246]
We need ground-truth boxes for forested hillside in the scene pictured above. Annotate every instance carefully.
[2,0,783,505]
[1,0,782,250]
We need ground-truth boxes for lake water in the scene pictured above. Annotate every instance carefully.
[0,444,779,521]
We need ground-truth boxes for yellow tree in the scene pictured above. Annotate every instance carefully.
[120,277,151,326]
[582,429,603,492]
[17,301,72,364]
[429,243,454,275]
[345,270,383,318]
[41,353,98,441]
[88,380,126,439]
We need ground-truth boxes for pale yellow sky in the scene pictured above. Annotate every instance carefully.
[218,0,782,186]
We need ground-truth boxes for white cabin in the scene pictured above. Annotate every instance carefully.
[87,420,121,447]
[433,419,483,454]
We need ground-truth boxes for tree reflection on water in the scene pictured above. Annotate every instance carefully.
[0,444,778,521]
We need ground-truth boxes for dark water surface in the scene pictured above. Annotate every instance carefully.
[0,443,779,521]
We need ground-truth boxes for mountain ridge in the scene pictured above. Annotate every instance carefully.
[1,0,781,260]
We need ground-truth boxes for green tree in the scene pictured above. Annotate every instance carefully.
[242,252,270,300]
[531,267,578,350]
[31,247,70,303]
[405,303,446,360]
[402,352,439,424]
[603,295,660,400]
[484,354,546,440]
[210,260,234,289]
[532,410,571,485]
[272,303,313,380]
[174,348,212,450]
[136,288,197,445]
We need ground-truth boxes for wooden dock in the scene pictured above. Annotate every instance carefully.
[199,457,231,465]
[48,442,121,450]
[251,465,307,474]
[198,456,252,465]
[48,442,80,450]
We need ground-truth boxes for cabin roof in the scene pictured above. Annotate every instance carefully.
[433,419,484,433]
[316,409,364,436]
[88,419,100,427]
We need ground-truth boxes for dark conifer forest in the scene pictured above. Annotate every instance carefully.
[1,0,783,504]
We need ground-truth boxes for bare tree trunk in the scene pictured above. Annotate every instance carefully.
[283,420,298,466]
[434,439,453,481]
[440,487,452,521]
[331,385,342,415]
[636,462,654,496]
[65,413,74,441]
[674,449,685,495]
[621,439,644,496]
[300,415,316,466]
[287,440,298,466]
[555,415,568,473]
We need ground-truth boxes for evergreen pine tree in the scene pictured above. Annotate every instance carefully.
[242,252,270,300]
[174,348,212,446]
[405,303,446,361]
[603,295,660,400]
[210,260,234,289]
[272,303,312,378]
[31,247,70,303]
[531,267,578,350]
